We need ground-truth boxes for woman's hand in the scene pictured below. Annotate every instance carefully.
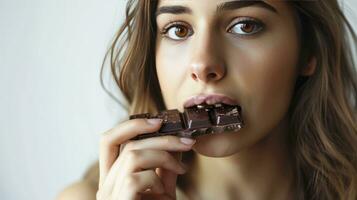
[96,118,196,200]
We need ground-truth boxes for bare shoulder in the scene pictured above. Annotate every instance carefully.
[56,180,97,200]
[56,161,99,200]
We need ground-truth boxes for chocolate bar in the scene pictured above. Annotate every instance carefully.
[129,103,244,140]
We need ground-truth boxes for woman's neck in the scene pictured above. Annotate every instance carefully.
[186,119,296,200]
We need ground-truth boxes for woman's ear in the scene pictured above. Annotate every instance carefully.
[300,56,317,76]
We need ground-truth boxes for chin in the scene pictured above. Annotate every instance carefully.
[191,131,245,157]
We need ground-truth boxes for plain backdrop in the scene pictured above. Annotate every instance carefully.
[0,1,356,200]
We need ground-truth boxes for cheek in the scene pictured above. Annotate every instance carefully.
[248,52,297,128]
[227,29,299,134]
[155,41,190,109]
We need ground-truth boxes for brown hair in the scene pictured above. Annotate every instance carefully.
[100,0,357,199]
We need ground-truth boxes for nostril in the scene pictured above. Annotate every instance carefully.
[207,73,217,80]
[191,73,218,81]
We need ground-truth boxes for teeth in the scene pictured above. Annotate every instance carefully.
[185,96,236,109]
[196,102,223,108]
[205,99,223,105]
[206,99,214,105]
[197,104,205,109]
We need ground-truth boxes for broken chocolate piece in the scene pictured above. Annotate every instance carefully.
[129,103,244,140]
[157,109,184,133]
[183,106,211,129]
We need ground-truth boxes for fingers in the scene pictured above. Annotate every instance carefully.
[123,149,187,174]
[104,136,194,189]
[99,118,163,187]
[102,149,187,192]
[101,118,163,148]
[113,170,164,197]
[121,135,195,154]
[98,117,196,200]
[156,152,183,198]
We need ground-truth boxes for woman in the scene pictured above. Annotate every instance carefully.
[57,0,357,199]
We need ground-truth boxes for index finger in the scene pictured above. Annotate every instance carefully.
[98,118,163,188]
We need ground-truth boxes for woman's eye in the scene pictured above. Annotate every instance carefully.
[228,20,264,36]
[161,23,193,41]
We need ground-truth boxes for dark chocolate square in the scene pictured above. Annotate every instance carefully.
[156,109,184,133]
[211,106,240,126]
[183,106,211,129]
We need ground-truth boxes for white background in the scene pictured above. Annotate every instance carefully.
[0,1,356,200]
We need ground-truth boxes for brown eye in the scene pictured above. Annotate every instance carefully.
[228,19,264,36]
[175,26,188,38]
[240,23,254,33]
[162,22,193,41]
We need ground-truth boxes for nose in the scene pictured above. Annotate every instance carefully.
[189,33,226,83]
[190,62,226,83]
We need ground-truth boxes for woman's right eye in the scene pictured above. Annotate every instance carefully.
[161,22,193,41]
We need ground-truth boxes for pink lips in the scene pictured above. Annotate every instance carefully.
[183,93,239,108]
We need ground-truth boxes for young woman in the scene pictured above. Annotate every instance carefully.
[57,0,357,199]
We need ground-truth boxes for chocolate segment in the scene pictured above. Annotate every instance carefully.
[157,109,184,133]
[183,106,211,129]
[210,104,241,126]
[129,103,244,140]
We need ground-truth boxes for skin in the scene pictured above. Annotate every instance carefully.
[97,118,195,200]
[155,0,316,199]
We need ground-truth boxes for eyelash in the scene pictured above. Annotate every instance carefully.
[159,17,265,41]
[159,21,193,41]
[227,17,265,37]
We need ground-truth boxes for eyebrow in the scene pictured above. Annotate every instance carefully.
[155,0,278,18]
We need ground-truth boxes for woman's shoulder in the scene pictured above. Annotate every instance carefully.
[56,161,99,200]
[82,160,100,188]
[56,180,97,200]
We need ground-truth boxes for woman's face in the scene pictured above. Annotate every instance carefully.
[155,0,301,157]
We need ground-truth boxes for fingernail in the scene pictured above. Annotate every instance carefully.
[147,118,163,125]
[180,137,196,145]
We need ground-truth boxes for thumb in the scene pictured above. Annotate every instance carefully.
[156,152,184,199]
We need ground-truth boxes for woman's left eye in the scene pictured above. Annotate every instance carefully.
[228,19,264,36]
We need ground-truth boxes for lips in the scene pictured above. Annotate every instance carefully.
[183,93,239,108]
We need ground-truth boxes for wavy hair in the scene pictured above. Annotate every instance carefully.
[99,0,357,199]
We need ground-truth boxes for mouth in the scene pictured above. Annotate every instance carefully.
[183,93,239,108]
